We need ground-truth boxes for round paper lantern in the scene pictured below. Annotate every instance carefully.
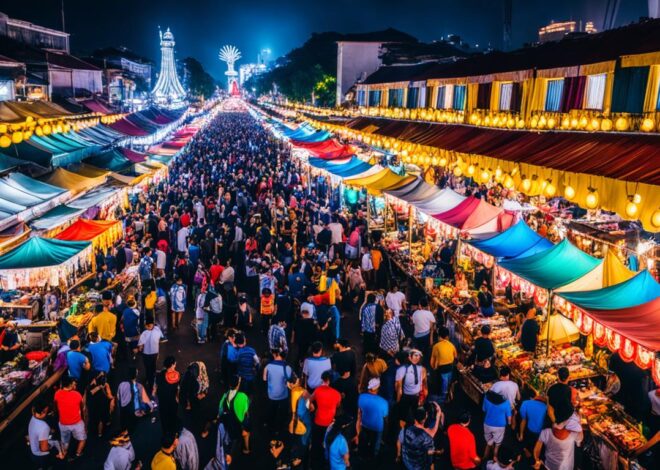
[35,126,43,137]
[431,156,438,166]
[503,174,514,189]
[625,201,638,218]
[545,182,557,197]
[439,157,447,167]
[516,119,525,129]
[43,124,52,135]
[481,169,490,182]
[453,166,463,177]
[11,132,22,144]
[652,210,660,228]
[570,117,579,129]
[470,113,479,124]
[521,178,532,192]
[0,135,10,148]
[641,118,655,132]
[467,164,475,176]
[540,179,548,192]
[530,117,538,128]
[601,118,613,131]
[578,116,588,128]
[564,185,576,200]
[538,115,547,128]
[585,190,599,209]
[615,117,629,131]
[590,118,600,131]
[560,117,570,129]
[0,124,6,134]
[506,117,515,129]
[547,117,556,129]
[632,193,642,204]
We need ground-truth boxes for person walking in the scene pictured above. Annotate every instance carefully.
[448,411,481,470]
[263,348,294,434]
[154,356,180,434]
[310,370,342,467]
[174,423,199,470]
[151,432,178,470]
[219,375,251,455]
[356,378,389,461]
[54,375,87,459]
[103,429,136,470]
[28,400,63,466]
[137,318,163,394]
[169,277,187,331]
[430,326,457,403]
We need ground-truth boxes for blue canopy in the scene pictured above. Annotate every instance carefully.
[470,220,554,260]
[281,123,314,139]
[291,130,331,143]
[308,157,372,178]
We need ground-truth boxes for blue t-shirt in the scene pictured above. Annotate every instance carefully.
[483,396,512,428]
[328,433,348,470]
[265,360,293,401]
[67,350,87,380]
[122,308,140,337]
[302,356,331,390]
[88,341,112,373]
[520,399,547,434]
[358,393,389,432]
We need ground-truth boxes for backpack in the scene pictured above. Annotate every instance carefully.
[219,392,242,439]
[138,257,152,279]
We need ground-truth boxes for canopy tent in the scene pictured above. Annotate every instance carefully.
[83,149,134,172]
[344,168,416,195]
[0,100,76,123]
[292,139,356,160]
[29,204,84,232]
[120,148,148,163]
[307,156,374,178]
[8,138,82,168]
[0,237,92,289]
[540,314,581,345]
[55,218,122,252]
[42,167,107,195]
[411,187,467,215]
[385,178,442,203]
[290,130,332,143]
[0,152,34,174]
[108,118,149,136]
[603,250,636,287]
[68,186,121,210]
[433,196,511,234]
[0,222,30,255]
[281,123,315,140]
[78,125,125,145]
[470,220,554,260]
[499,238,603,292]
[67,163,110,179]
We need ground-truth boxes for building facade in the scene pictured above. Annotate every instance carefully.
[336,41,385,106]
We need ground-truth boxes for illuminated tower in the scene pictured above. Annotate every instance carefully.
[152,28,186,105]
[219,45,241,94]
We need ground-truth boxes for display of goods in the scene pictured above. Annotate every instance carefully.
[589,413,646,453]
[66,312,93,327]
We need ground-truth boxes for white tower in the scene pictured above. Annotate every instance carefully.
[219,45,241,94]
[152,28,186,105]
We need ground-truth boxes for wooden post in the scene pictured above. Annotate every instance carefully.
[365,191,371,235]
[408,205,414,265]
[546,290,554,356]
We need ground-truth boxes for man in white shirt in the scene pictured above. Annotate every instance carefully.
[327,218,344,245]
[490,366,521,429]
[177,225,189,254]
[29,401,62,466]
[411,297,435,360]
[155,247,166,276]
[138,319,163,394]
[360,246,373,288]
[386,284,407,316]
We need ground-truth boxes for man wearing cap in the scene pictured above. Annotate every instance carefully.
[357,378,389,461]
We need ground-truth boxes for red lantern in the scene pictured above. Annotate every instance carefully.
[636,346,654,370]
[593,321,606,346]
[619,338,636,362]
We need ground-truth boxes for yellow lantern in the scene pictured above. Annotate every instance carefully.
[23,130,32,140]
[652,210,660,228]
[633,193,642,204]
[484,116,491,126]
[481,169,490,182]
[540,179,548,192]
[615,117,628,131]
[570,117,579,129]
[492,116,500,127]
[503,174,514,189]
[431,156,438,166]
[42,124,51,135]
[424,155,431,165]
[470,113,479,124]
[641,118,655,132]
[545,181,557,197]
[0,124,6,134]
[538,115,547,128]
[625,201,638,218]
[495,167,503,180]
[590,118,600,131]
[11,132,22,144]
[516,119,525,129]
[506,117,515,129]
[564,185,576,200]
[547,117,556,129]
[530,117,538,128]
[601,118,612,131]
[578,116,588,129]
[0,135,10,148]
[467,164,475,176]
[521,177,532,192]
[561,117,570,129]
[585,190,599,209]
[439,157,447,167]
[453,166,463,177]
[35,126,44,137]
[412,154,419,164]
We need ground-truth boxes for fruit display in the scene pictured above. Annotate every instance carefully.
[589,411,646,454]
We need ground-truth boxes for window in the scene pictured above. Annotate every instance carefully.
[407,87,419,109]
[444,85,454,109]
[453,85,466,110]
[357,90,366,106]
[368,90,381,107]
[436,86,446,109]
[0,80,13,102]
[388,88,404,107]
[584,74,606,110]
[499,83,513,111]
[545,79,564,112]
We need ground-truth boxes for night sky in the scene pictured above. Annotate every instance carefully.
[1,0,650,79]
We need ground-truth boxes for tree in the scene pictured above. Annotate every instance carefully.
[183,57,217,99]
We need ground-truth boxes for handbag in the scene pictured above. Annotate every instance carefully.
[288,392,307,435]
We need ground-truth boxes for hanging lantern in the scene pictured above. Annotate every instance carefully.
[632,193,642,204]
[506,117,515,129]
[540,179,548,193]
[564,185,576,200]
[560,117,570,129]
[538,115,547,128]
[35,126,44,137]
[470,113,479,124]
[651,210,660,228]
[481,168,490,182]
[467,164,475,176]
[578,116,588,129]
[641,118,655,132]
[439,157,447,167]
[601,118,613,131]
[520,176,531,192]
[516,119,525,129]
[0,124,6,134]
[453,166,463,177]
[625,201,638,218]
[589,118,600,131]
[11,132,22,144]
[503,174,514,189]
[547,117,556,129]
[585,189,599,209]
[545,181,556,197]
[431,156,438,166]
[43,124,52,135]
[0,135,10,148]
[615,116,629,131]
[530,117,538,128]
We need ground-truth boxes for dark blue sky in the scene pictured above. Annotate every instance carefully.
[1,0,649,78]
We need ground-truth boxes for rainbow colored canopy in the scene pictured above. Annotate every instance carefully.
[470,220,553,260]
[290,130,332,143]
[344,168,416,195]
[499,238,603,291]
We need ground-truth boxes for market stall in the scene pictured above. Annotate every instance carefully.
[54,219,123,254]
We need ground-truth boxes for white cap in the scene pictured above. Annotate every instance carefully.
[367,378,381,390]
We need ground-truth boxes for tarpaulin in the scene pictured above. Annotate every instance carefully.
[559,270,659,310]
[602,250,636,287]
[42,167,106,195]
[55,219,120,242]
[0,237,90,269]
[385,178,442,203]
[412,188,466,215]
[499,238,603,291]
[470,220,553,259]
[344,168,416,195]
[290,130,331,143]
[434,196,507,233]
[29,204,84,231]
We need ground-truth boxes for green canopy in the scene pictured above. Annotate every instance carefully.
[30,205,85,231]
[558,270,660,310]
[0,237,90,269]
[499,238,602,291]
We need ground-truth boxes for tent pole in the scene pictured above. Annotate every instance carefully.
[408,205,413,265]
[384,195,389,233]
[546,289,554,356]
[366,191,370,235]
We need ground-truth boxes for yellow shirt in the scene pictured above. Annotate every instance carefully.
[145,292,157,310]
[88,311,117,342]
[431,339,457,369]
[151,450,176,470]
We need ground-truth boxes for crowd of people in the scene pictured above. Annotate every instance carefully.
[22,106,659,470]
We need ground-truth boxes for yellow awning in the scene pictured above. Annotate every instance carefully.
[621,51,660,68]
[69,163,111,179]
[344,168,416,195]
[42,168,106,195]
[602,250,636,287]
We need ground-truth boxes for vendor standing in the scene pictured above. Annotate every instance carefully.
[0,321,21,362]
[468,325,497,383]
[477,284,495,317]
[517,309,540,353]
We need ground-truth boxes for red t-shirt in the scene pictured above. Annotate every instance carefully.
[209,264,224,284]
[312,385,341,427]
[54,389,83,425]
[448,424,478,469]
[180,213,191,227]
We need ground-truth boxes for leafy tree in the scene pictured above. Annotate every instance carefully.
[183,57,217,99]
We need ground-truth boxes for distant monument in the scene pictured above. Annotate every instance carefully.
[152,27,186,106]
[219,45,241,96]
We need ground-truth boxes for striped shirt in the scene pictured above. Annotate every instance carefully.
[360,303,377,333]
[268,324,287,352]
[380,317,402,353]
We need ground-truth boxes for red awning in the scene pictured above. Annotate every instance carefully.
[347,117,660,185]
[119,148,147,163]
[291,139,356,160]
[109,119,149,137]
[55,219,119,242]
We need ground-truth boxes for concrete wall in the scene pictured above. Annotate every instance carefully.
[336,42,383,106]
